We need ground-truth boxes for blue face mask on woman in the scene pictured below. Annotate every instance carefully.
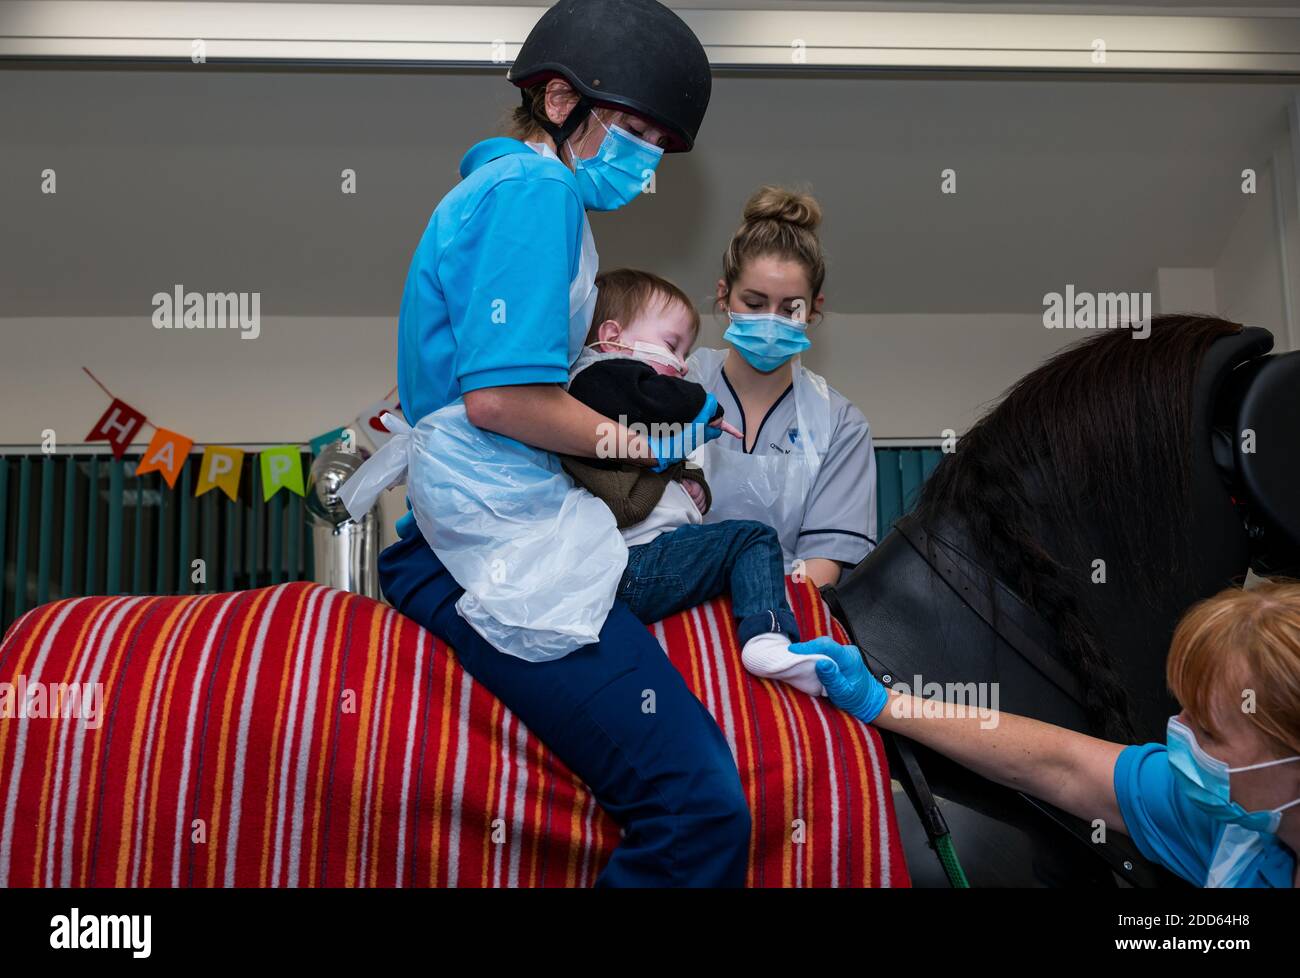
[1167,715,1300,833]
[567,111,664,212]
[724,310,812,373]
[1167,716,1300,886]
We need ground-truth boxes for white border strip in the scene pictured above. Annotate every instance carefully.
[2,2,1300,72]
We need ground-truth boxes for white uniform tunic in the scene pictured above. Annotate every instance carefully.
[687,347,877,571]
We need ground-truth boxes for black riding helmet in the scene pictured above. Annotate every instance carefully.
[507,0,712,153]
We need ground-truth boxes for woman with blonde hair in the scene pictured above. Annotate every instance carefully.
[797,580,1300,887]
[689,185,878,590]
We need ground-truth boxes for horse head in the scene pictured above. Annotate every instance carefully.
[829,314,1300,885]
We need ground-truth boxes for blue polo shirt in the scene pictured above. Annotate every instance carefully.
[1114,742,1295,887]
[393,137,586,538]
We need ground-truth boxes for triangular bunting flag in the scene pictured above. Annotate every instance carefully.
[310,426,348,457]
[356,398,403,450]
[135,427,194,488]
[260,445,304,501]
[195,445,245,502]
[86,398,146,460]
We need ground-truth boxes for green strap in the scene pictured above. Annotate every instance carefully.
[934,832,970,888]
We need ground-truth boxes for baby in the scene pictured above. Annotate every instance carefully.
[562,268,852,695]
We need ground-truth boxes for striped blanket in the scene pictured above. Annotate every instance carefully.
[0,580,908,887]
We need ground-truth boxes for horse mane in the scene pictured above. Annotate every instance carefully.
[912,314,1243,741]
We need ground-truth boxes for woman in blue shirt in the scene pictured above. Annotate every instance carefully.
[377,0,752,886]
[798,580,1300,887]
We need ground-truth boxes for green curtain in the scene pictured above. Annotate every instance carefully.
[0,451,313,634]
[0,446,941,634]
[875,446,943,538]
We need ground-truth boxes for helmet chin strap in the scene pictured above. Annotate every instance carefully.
[528,91,596,155]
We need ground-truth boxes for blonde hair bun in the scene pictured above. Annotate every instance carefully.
[743,185,822,232]
[721,185,827,306]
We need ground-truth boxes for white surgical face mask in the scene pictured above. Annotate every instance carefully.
[587,339,687,377]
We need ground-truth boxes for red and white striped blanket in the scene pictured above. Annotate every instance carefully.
[0,580,908,887]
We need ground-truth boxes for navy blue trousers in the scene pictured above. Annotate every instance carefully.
[378,530,751,887]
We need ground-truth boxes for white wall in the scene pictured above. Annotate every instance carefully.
[1214,123,1299,351]
[800,313,1074,438]
[0,310,1081,444]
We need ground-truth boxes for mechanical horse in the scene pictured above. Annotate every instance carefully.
[827,314,1300,886]
[1,314,1294,887]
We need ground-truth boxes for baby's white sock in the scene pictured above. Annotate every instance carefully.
[741,633,829,697]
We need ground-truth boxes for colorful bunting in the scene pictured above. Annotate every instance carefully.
[80,369,399,502]
[195,446,246,502]
[310,426,348,457]
[259,445,305,502]
[85,398,146,460]
[356,397,403,450]
[134,427,194,488]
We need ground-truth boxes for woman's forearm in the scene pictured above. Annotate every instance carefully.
[873,691,1127,829]
[464,384,656,463]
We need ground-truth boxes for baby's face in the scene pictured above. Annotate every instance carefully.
[612,298,696,376]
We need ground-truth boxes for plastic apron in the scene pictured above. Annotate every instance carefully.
[339,142,626,662]
[685,346,833,573]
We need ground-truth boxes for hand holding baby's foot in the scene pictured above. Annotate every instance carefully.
[790,637,889,722]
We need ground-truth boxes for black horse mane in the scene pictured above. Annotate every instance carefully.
[911,314,1243,741]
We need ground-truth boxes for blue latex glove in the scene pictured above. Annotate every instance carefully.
[647,393,722,473]
[790,636,889,722]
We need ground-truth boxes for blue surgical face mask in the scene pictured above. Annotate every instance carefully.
[724,311,812,373]
[1166,717,1300,886]
[1166,716,1300,833]
[566,111,664,212]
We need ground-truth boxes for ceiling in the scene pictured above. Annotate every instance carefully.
[0,64,1295,317]
[25,0,1300,13]
[153,1,1300,9]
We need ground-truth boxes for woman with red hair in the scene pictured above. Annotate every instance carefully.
[801,580,1300,887]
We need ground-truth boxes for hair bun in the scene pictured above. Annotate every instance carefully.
[743,185,822,231]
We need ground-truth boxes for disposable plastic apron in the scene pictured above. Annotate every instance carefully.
[340,144,622,660]
[686,347,833,572]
